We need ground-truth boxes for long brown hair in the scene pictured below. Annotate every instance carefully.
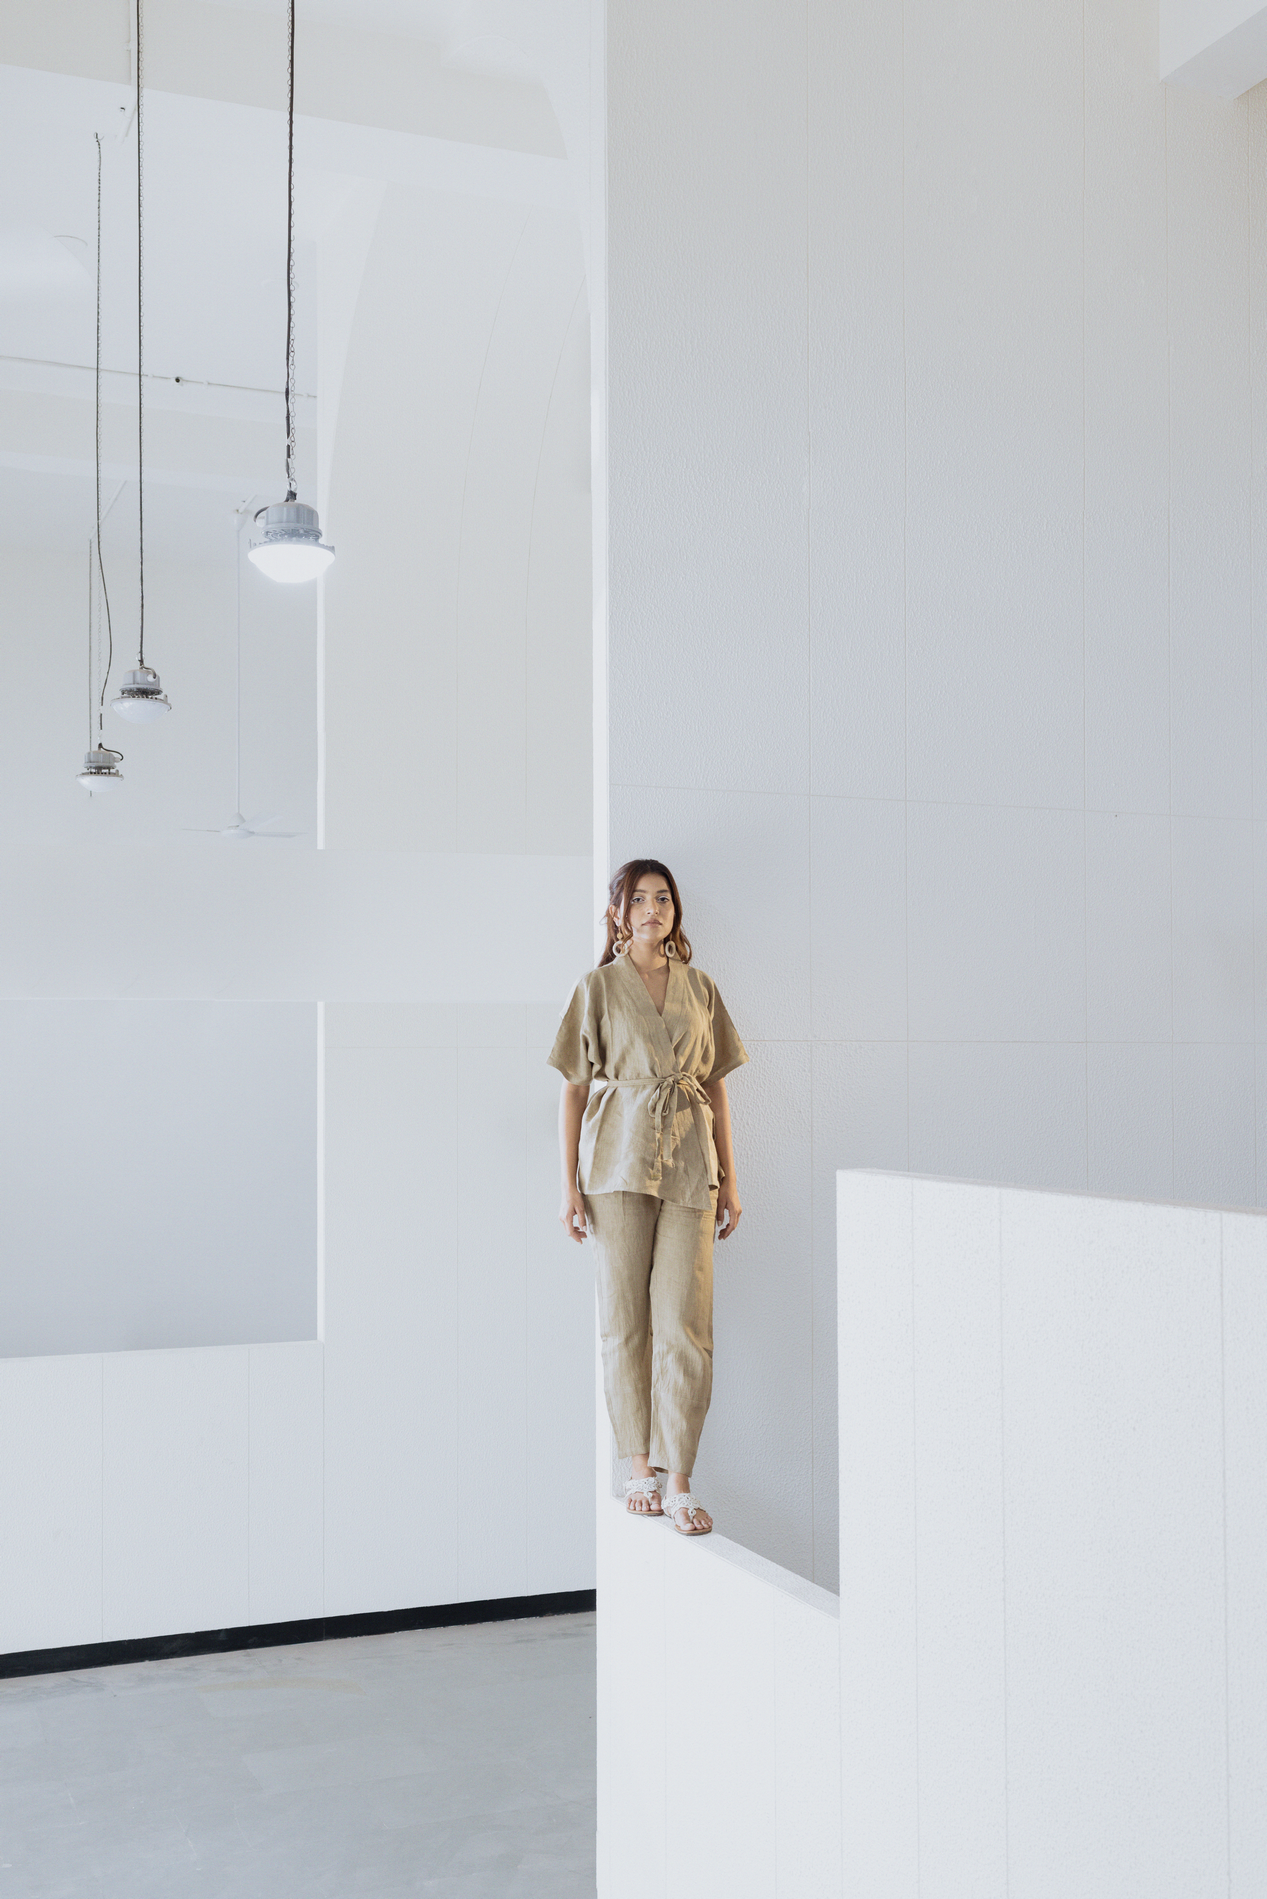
[600,859,693,967]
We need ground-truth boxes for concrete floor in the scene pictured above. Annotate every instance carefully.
[0,1611,596,1898]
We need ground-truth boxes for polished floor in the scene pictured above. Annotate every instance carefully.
[0,1611,596,1898]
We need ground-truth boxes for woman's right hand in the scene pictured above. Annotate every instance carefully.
[559,1185,589,1244]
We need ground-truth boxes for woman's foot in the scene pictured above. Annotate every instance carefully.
[664,1476,711,1535]
[626,1455,663,1516]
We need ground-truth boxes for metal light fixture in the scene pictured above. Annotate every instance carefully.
[78,746,125,792]
[112,0,173,724]
[249,0,333,584]
[112,663,171,721]
[77,138,125,795]
[249,500,333,583]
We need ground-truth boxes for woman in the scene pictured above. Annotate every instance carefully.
[549,859,747,1536]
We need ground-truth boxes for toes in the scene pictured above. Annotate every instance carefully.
[673,1506,710,1533]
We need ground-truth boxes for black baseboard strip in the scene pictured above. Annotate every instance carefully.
[0,1589,597,1681]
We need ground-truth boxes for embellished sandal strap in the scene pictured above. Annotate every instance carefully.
[664,1492,704,1519]
[625,1476,661,1499]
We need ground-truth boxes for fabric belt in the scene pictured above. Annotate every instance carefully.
[597,1072,712,1180]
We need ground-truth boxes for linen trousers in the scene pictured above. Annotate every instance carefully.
[588,1188,717,1476]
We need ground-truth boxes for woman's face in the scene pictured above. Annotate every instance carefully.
[617,881,675,949]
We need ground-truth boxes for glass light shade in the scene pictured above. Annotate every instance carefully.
[248,540,335,582]
[112,666,171,722]
[248,501,334,583]
[76,747,123,791]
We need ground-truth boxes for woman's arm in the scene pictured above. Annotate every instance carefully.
[557,1081,590,1243]
[703,1076,742,1239]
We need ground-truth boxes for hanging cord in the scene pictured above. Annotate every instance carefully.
[235,513,243,812]
[94,133,114,735]
[284,0,296,501]
[87,540,93,749]
[136,0,146,666]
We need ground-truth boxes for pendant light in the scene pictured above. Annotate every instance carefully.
[78,136,125,795]
[112,0,172,724]
[249,0,333,584]
[79,542,124,790]
[79,748,125,790]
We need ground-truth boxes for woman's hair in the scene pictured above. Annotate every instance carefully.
[599,859,693,967]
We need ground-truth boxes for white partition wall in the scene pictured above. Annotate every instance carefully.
[838,1171,1267,1898]
[594,1327,842,1899]
[596,1170,1267,1896]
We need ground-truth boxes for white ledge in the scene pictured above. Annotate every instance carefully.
[601,1493,839,1620]
[1161,0,1267,97]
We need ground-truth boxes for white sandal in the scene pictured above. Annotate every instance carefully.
[663,1491,711,1535]
[624,1475,663,1517]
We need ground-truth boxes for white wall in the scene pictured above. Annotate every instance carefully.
[315,160,597,1616]
[0,5,599,1650]
[596,1171,1267,1897]
[604,0,1267,1589]
[0,546,319,1356]
[594,1324,842,1899]
[0,1001,317,1356]
[839,1171,1267,1899]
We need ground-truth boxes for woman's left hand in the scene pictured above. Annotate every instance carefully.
[716,1181,742,1240]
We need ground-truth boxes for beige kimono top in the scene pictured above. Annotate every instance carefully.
[548,955,748,1212]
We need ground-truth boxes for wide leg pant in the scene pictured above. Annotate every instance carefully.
[588,1189,717,1476]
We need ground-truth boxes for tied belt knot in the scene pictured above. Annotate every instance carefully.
[600,1071,711,1178]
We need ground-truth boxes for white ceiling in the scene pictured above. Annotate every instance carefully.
[197,0,544,83]
[0,66,316,562]
[0,0,570,563]
[0,67,311,397]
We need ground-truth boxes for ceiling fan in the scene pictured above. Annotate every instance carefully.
[189,812,300,841]
[186,502,304,844]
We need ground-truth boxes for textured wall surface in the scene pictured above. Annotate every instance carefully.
[605,0,1267,1587]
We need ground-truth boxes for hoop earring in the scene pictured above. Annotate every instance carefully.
[664,940,679,960]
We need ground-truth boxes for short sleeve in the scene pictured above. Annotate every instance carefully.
[547,977,598,1085]
[705,980,748,1084]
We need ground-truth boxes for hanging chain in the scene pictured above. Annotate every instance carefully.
[136,0,146,666]
[94,132,114,734]
[284,0,297,501]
